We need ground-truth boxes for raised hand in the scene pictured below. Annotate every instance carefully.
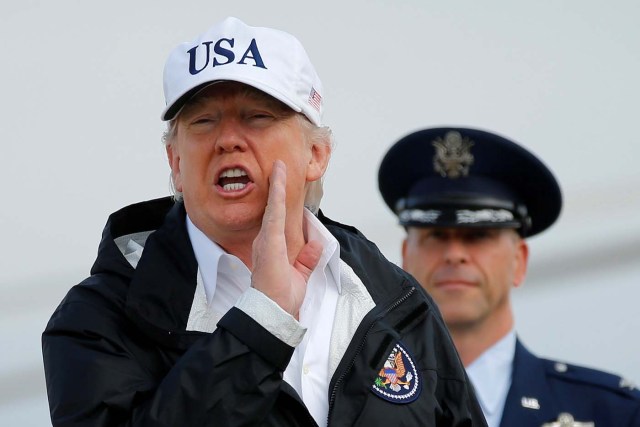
[251,160,323,318]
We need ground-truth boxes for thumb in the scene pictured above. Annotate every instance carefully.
[293,240,323,283]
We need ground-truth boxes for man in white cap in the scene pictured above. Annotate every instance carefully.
[42,18,486,426]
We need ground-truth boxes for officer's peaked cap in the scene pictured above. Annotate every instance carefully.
[378,127,562,237]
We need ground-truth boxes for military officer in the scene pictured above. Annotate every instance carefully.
[378,127,640,427]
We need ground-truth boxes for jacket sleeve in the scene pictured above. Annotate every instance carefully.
[42,287,297,427]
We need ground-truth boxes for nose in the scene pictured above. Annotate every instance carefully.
[443,238,469,265]
[214,118,247,153]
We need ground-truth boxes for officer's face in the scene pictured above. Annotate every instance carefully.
[402,227,528,332]
[166,82,329,245]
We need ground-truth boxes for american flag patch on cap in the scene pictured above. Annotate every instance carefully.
[308,87,322,112]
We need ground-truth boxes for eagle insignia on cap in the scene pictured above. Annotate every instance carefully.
[371,342,421,403]
[432,131,474,178]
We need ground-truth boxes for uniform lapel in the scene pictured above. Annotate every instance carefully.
[500,339,559,427]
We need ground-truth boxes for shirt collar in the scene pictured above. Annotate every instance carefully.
[303,209,341,294]
[186,215,230,306]
[466,329,516,420]
[186,209,341,305]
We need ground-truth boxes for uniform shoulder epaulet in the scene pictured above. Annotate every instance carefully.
[541,358,640,400]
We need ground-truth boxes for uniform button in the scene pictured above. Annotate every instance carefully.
[303,365,310,375]
[554,362,568,373]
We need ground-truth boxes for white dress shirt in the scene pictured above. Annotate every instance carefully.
[185,210,342,427]
[465,329,516,427]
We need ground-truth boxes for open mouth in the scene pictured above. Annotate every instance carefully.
[218,167,251,192]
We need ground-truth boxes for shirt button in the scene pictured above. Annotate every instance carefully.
[303,365,310,375]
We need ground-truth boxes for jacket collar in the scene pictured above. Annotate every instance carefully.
[123,199,201,348]
[100,200,413,350]
[317,210,414,304]
[90,197,176,279]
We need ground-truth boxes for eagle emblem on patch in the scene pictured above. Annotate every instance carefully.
[371,342,422,403]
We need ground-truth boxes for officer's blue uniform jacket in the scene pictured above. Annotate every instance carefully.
[499,339,640,426]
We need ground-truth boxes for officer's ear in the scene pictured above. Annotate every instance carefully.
[513,236,529,287]
[401,238,408,269]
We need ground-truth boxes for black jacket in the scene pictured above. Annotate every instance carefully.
[43,197,486,426]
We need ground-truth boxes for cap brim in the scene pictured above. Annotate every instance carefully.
[161,76,303,122]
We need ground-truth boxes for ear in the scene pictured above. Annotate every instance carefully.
[513,237,529,287]
[305,140,331,183]
[166,143,183,192]
[401,238,409,270]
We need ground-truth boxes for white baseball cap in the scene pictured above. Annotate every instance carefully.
[161,17,324,125]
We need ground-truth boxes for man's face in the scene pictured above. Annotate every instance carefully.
[402,227,528,331]
[166,82,329,242]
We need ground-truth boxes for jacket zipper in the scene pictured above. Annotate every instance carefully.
[326,286,416,425]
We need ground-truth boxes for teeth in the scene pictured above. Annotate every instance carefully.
[220,168,247,178]
[223,183,247,191]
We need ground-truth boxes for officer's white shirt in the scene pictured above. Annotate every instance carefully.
[465,329,516,427]
[185,209,345,427]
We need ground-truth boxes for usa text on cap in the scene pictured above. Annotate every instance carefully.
[161,17,324,125]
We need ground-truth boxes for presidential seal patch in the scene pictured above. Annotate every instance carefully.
[371,342,422,403]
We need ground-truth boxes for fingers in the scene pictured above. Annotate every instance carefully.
[262,159,287,236]
[252,160,287,267]
[294,240,323,283]
[250,159,319,317]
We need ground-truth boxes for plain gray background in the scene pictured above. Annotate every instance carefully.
[2,1,639,424]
